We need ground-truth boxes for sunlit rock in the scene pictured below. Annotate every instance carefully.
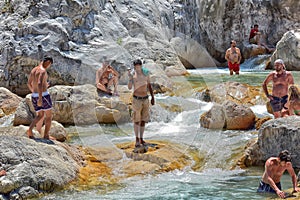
[200,100,256,130]
[0,87,22,115]
[239,116,300,168]
[200,104,225,129]
[223,101,256,130]
[13,84,130,125]
[0,134,84,199]
[270,29,300,71]
[115,141,192,176]
[209,82,264,106]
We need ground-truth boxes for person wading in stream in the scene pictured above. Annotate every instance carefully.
[128,59,154,147]
[257,150,300,199]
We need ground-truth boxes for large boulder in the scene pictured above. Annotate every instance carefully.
[0,130,84,199]
[0,87,22,115]
[199,104,225,129]
[14,84,130,126]
[239,116,300,168]
[270,29,300,70]
[208,81,265,106]
[200,100,256,130]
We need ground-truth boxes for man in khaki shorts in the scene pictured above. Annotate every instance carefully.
[128,59,155,147]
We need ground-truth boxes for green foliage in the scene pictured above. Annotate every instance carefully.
[116,38,122,46]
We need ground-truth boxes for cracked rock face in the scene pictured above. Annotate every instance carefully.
[0,0,299,96]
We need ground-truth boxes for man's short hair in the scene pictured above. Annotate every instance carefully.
[133,59,142,66]
[254,24,259,28]
[230,40,236,45]
[278,150,292,162]
[43,56,53,64]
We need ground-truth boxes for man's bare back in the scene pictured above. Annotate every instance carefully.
[28,64,48,94]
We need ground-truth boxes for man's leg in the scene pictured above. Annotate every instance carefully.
[134,122,140,146]
[28,111,44,138]
[97,82,112,95]
[36,115,44,134]
[273,111,281,118]
[139,121,146,144]
[108,77,119,95]
[230,69,233,75]
[43,109,52,139]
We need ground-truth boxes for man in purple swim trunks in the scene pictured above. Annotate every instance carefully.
[27,56,53,139]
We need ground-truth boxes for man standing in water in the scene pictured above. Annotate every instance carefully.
[27,56,53,139]
[225,40,242,75]
[128,59,155,147]
[262,59,294,118]
[257,150,300,198]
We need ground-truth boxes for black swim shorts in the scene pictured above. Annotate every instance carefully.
[269,95,288,112]
[257,180,281,194]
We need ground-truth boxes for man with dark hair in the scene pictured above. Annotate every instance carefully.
[249,24,273,52]
[27,56,53,139]
[249,24,261,45]
[128,59,154,147]
[262,59,294,118]
[257,150,300,198]
[225,40,241,75]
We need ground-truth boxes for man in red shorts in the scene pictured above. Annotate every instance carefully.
[225,40,242,75]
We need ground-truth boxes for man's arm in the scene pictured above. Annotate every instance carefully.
[262,73,273,98]
[128,71,133,90]
[37,70,45,106]
[288,72,295,85]
[286,163,300,192]
[27,72,33,93]
[109,66,119,77]
[225,49,230,61]
[265,160,285,198]
[237,48,242,64]
[147,76,154,105]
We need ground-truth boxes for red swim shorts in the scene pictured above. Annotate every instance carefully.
[228,62,240,72]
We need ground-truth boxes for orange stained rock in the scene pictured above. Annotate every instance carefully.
[68,148,117,191]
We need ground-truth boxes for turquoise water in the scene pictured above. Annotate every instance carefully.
[40,65,300,200]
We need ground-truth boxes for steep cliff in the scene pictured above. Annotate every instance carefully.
[0,0,299,95]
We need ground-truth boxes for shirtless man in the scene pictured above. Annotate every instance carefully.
[262,59,294,118]
[96,59,119,96]
[225,40,242,75]
[257,150,300,198]
[128,59,154,147]
[27,56,53,139]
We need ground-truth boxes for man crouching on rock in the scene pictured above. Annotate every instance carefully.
[128,59,155,147]
[27,56,53,140]
[257,150,300,198]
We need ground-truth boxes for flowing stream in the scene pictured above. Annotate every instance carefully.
[40,59,300,200]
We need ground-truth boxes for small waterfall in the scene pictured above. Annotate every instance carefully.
[240,54,271,71]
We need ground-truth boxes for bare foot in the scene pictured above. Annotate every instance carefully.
[0,170,6,176]
[43,135,56,140]
[27,130,35,139]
